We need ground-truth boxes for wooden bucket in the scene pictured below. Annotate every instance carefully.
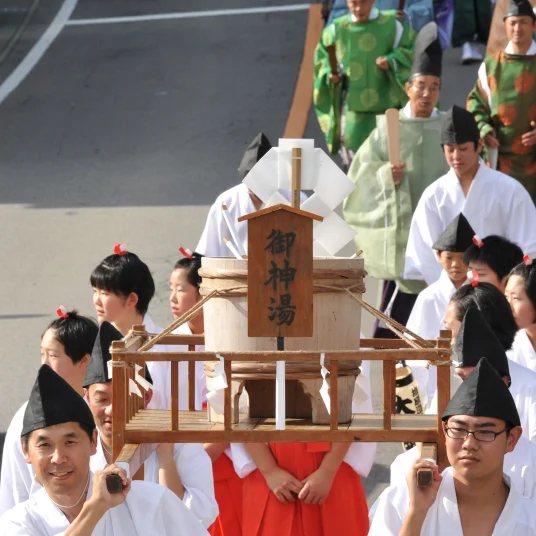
[200,257,366,424]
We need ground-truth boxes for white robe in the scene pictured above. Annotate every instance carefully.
[0,403,34,515]
[196,184,307,257]
[388,435,536,501]
[370,467,536,535]
[405,271,461,408]
[90,439,218,529]
[0,477,209,535]
[403,163,536,285]
[509,330,536,372]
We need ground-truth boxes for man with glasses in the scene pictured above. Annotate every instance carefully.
[344,22,448,338]
[389,307,536,501]
[369,357,536,534]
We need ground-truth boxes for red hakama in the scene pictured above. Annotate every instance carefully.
[208,452,243,536]
[242,443,369,536]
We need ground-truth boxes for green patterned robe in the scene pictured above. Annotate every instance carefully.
[467,50,536,201]
[313,11,415,155]
[343,108,448,294]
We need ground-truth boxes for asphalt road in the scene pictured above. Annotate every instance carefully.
[0,0,480,506]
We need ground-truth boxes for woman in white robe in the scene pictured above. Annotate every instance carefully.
[506,260,536,372]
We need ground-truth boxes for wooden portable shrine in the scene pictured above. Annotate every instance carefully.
[109,146,452,484]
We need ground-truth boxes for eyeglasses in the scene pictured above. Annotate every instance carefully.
[445,426,509,442]
[411,85,440,95]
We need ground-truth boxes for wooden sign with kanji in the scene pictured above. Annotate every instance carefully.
[238,204,322,337]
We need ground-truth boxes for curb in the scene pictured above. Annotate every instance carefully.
[0,0,40,64]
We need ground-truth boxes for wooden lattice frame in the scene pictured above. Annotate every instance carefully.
[111,326,452,477]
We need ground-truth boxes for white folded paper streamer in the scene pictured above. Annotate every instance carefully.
[319,352,331,414]
[107,362,152,398]
[206,354,228,415]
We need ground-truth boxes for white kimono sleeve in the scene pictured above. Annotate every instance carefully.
[196,202,226,257]
[403,192,443,285]
[506,187,536,260]
[406,287,442,341]
[174,444,218,529]
[368,484,409,536]
[0,404,33,515]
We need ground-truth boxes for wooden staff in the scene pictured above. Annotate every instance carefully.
[326,44,339,75]
[417,443,437,488]
[291,148,302,208]
[385,109,401,166]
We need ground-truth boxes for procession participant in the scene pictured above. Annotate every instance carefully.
[506,257,536,370]
[90,245,169,409]
[444,288,536,443]
[313,0,415,168]
[406,213,474,340]
[0,365,209,536]
[463,235,524,292]
[85,322,218,529]
[196,133,271,258]
[388,309,536,501]
[343,21,447,337]
[404,213,473,407]
[467,0,536,201]
[404,105,536,286]
[167,250,243,536]
[0,310,98,514]
[452,0,492,64]
[196,133,306,258]
[369,358,535,535]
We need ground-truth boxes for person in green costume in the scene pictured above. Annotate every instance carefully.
[452,0,492,64]
[343,22,449,338]
[313,0,416,170]
[467,0,536,202]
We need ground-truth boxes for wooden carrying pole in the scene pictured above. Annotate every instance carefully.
[385,109,400,166]
[291,148,302,208]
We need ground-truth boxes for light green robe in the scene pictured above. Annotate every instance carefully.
[343,108,449,294]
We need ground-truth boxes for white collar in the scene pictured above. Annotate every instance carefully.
[402,101,439,119]
[351,7,379,22]
[505,40,536,55]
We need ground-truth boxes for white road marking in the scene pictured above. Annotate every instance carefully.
[66,4,310,26]
[0,0,79,106]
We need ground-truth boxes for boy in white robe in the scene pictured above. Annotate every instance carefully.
[0,365,208,536]
[370,358,536,535]
[404,105,536,286]
[84,322,218,529]
[389,308,536,501]
[0,310,98,515]
[464,235,524,292]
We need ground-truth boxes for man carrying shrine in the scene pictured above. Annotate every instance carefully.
[313,0,415,169]
[467,0,536,201]
[343,22,448,337]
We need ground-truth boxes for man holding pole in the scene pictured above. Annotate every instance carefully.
[343,22,447,337]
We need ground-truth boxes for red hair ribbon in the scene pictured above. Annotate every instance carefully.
[472,235,484,248]
[524,255,533,266]
[56,305,69,319]
[113,243,128,256]
[179,247,193,259]
[471,270,479,288]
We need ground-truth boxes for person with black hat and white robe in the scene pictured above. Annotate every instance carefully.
[404,214,475,409]
[387,308,536,504]
[343,22,449,339]
[0,365,209,535]
[404,105,536,287]
[467,0,536,202]
[85,322,218,530]
[196,133,306,257]
[369,358,536,535]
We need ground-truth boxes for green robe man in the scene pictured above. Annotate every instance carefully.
[343,22,449,338]
[313,0,415,169]
[467,0,536,202]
